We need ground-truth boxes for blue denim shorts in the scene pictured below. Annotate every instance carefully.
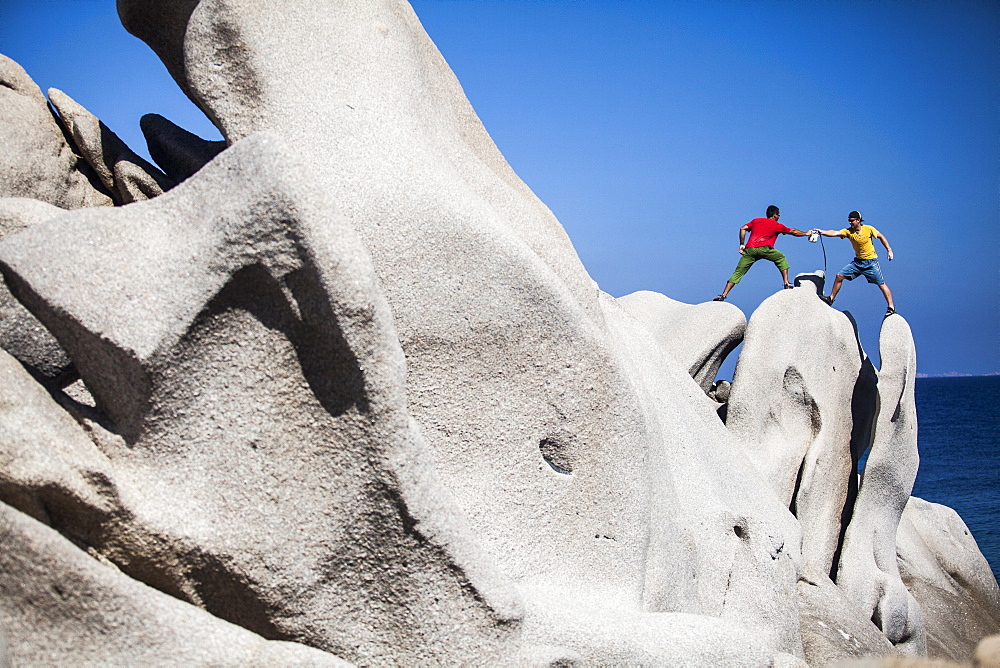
[839,258,884,285]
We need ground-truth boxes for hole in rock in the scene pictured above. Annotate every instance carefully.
[707,341,742,424]
[539,434,574,475]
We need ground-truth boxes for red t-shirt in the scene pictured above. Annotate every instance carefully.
[745,218,791,248]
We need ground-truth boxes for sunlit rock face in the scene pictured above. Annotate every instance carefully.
[0,134,527,665]
[0,56,112,209]
[837,315,924,653]
[113,1,804,657]
[0,1,996,664]
[897,497,1000,662]
[617,289,746,393]
[726,285,874,582]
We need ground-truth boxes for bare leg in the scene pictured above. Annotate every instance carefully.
[720,281,736,298]
[830,274,846,301]
[878,283,894,309]
[780,268,792,288]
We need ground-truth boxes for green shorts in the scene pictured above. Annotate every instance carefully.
[727,246,789,284]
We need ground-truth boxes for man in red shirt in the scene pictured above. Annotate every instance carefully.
[713,205,810,301]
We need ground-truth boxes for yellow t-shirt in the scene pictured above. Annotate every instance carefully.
[840,224,881,260]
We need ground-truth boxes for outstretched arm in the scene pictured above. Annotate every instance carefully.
[876,231,894,260]
[785,228,811,237]
[814,229,846,238]
[738,224,750,254]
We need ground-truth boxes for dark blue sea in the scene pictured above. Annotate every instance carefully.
[911,376,1000,583]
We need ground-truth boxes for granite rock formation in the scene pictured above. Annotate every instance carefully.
[726,282,875,583]
[0,56,112,209]
[0,499,349,666]
[0,1,997,664]
[0,198,74,384]
[0,133,528,665]
[897,498,1000,662]
[47,88,174,205]
[837,315,923,652]
[617,290,746,393]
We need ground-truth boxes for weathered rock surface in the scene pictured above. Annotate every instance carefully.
[794,269,827,295]
[0,198,73,383]
[0,1,993,664]
[727,283,877,581]
[598,292,804,656]
[0,624,8,668]
[0,133,526,665]
[48,88,174,204]
[975,634,1000,666]
[114,1,806,661]
[838,315,925,652]
[518,581,791,666]
[617,289,746,392]
[0,501,349,666]
[797,574,894,665]
[897,497,1000,662]
[0,55,112,209]
[0,344,113,534]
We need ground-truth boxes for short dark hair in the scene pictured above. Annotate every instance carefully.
[766,205,780,218]
[848,210,864,222]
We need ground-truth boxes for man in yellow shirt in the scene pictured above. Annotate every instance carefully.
[814,211,896,316]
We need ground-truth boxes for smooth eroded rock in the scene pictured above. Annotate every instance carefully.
[797,574,893,665]
[897,497,1000,662]
[617,290,746,393]
[0,501,349,666]
[837,315,925,652]
[111,1,810,660]
[0,198,73,383]
[0,55,112,209]
[0,132,525,665]
[140,113,226,183]
[48,88,174,204]
[727,285,876,581]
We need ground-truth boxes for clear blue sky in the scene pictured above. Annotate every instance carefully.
[2,0,997,376]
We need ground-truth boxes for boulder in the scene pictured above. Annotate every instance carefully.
[0,133,526,665]
[896,497,1000,662]
[0,55,112,209]
[0,198,73,383]
[727,283,877,581]
[0,501,349,666]
[596,292,804,657]
[797,574,893,665]
[113,4,806,661]
[793,270,826,295]
[48,88,174,204]
[710,379,732,404]
[617,290,746,393]
[838,315,925,652]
